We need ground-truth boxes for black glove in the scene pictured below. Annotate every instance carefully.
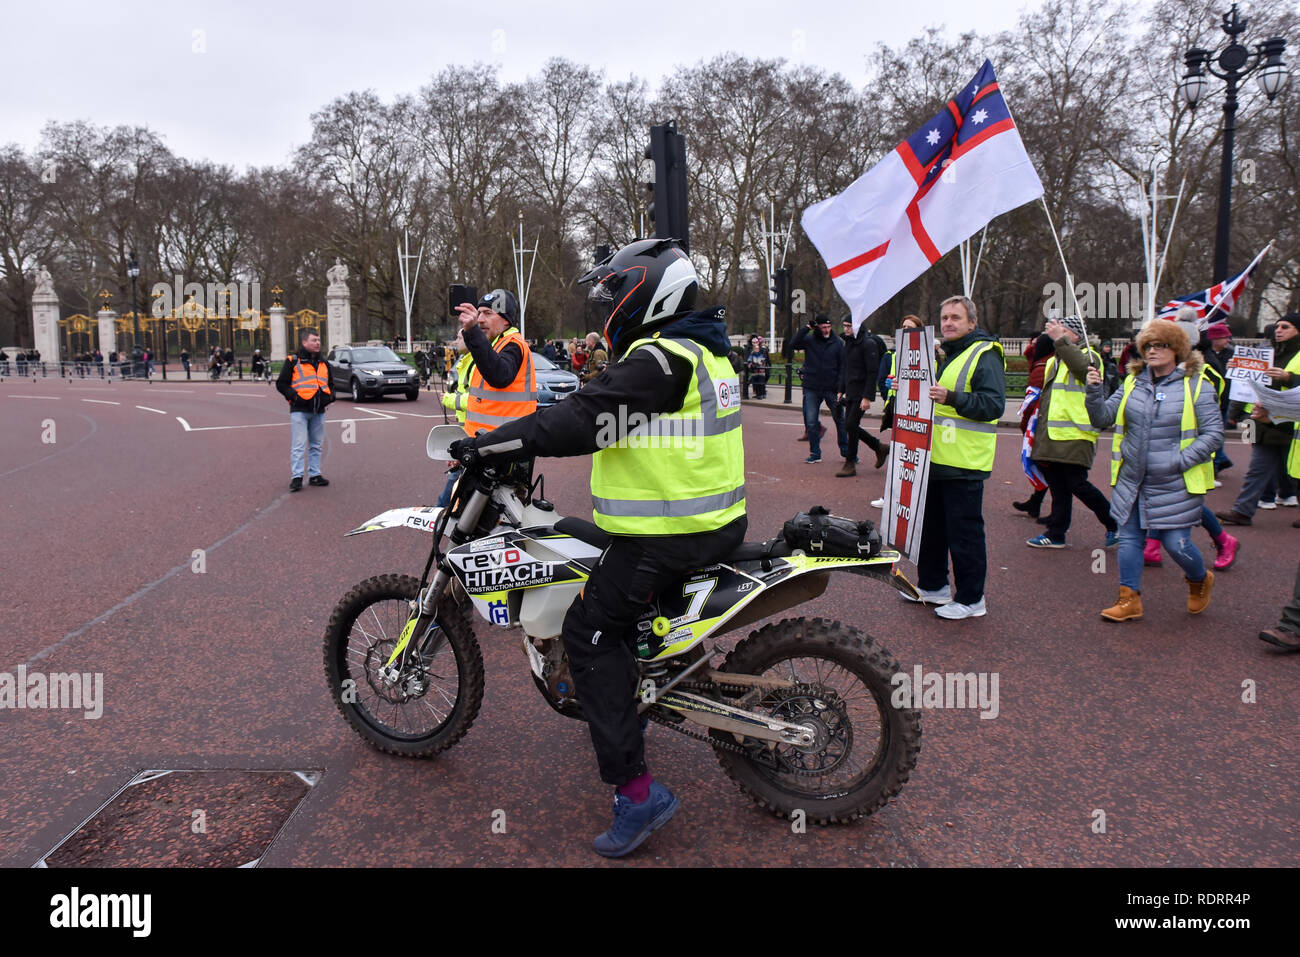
[447,437,481,468]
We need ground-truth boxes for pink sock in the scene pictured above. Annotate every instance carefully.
[617,772,652,804]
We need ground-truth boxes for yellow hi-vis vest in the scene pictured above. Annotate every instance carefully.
[1043,347,1102,443]
[932,339,1005,473]
[590,335,746,536]
[441,352,475,424]
[464,327,537,436]
[1110,372,1213,494]
[1278,350,1300,478]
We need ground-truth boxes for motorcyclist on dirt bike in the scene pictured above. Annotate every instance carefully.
[450,238,745,857]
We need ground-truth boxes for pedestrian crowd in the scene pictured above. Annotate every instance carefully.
[770,299,1297,638]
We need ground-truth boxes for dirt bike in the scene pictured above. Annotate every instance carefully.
[323,424,923,824]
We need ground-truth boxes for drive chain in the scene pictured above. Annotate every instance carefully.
[646,678,820,756]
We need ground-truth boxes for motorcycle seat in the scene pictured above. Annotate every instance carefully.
[554,517,612,551]
[724,539,794,563]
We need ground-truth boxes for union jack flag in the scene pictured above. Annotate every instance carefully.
[1155,244,1270,323]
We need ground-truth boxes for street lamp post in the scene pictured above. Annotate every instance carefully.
[1179,3,1287,282]
[126,252,145,378]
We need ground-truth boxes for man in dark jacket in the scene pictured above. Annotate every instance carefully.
[837,322,888,476]
[789,313,849,464]
[906,296,1006,619]
[275,328,335,491]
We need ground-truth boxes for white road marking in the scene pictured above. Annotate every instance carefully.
[217,391,267,397]
[353,406,397,420]
[136,405,167,414]
[362,407,451,419]
[9,395,60,399]
[81,399,121,405]
[174,416,391,432]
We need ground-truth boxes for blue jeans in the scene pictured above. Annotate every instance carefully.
[802,389,849,459]
[1117,507,1205,591]
[436,466,461,508]
[1200,504,1222,539]
[290,411,325,478]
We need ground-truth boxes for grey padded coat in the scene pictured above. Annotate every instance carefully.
[1084,352,1223,530]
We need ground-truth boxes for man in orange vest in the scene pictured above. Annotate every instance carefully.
[456,288,536,437]
[276,327,335,492]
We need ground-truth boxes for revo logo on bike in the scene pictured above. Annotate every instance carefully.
[461,548,524,568]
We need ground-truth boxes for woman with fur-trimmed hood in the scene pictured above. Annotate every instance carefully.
[1084,321,1223,622]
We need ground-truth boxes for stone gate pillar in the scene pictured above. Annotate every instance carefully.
[325,259,352,352]
[31,265,61,365]
[97,307,118,368]
[269,303,287,359]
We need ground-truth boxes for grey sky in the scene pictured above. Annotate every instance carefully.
[5,0,1060,169]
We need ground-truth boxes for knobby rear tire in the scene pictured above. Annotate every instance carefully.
[713,616,921,824]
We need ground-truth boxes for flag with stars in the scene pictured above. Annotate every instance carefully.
[802,60,1044,329]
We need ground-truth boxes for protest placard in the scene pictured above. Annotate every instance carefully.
[1226,345,1273,403]
[882,326,937,564]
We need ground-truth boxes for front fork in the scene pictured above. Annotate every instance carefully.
[382,481,493,676]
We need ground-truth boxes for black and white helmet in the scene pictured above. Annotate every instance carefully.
[579,239,699,357]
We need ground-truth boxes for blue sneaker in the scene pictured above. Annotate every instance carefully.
[804,454,821,464]
[1026,534,1065,548]
[1104,530,1120,549]
[592,781,679,858]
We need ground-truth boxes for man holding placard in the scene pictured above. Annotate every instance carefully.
[902,295,1006,620]
[1217,314,1300,525]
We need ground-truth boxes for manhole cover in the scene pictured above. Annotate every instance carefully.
[39,769,319,868]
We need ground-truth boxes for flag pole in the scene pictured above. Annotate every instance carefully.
[970,225,988,295]
[1152,174,1187,312]
[1039,198,1089,345]
[1201,241,1272,322]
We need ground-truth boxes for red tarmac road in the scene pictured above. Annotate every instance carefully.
[1,377,1297,867]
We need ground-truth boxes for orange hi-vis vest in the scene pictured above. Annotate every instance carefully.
[290,357,331,400]
[464,327,537,435]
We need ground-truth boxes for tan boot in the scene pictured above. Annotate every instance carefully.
[1186,570,1214,614]
[1101,587,1143,622]
[835,459,856,477]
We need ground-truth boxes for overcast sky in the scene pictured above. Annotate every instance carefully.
[1,0,1102,170]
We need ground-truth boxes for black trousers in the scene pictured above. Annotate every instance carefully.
[917,477,987,606]
[1281,560,1300,635]
[561,517,746,786]
[844,397,884,463]
[1040,461,1116,541]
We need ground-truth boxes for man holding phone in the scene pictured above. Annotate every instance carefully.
[454,287,537,437]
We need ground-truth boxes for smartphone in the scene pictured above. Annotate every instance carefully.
[448,284,478,317]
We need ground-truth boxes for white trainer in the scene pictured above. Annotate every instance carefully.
[870,497,886,508]
[902,584,952,605]
[1277,495,1299,507]
[1258,500,1277,510]
[935,597,987,620]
